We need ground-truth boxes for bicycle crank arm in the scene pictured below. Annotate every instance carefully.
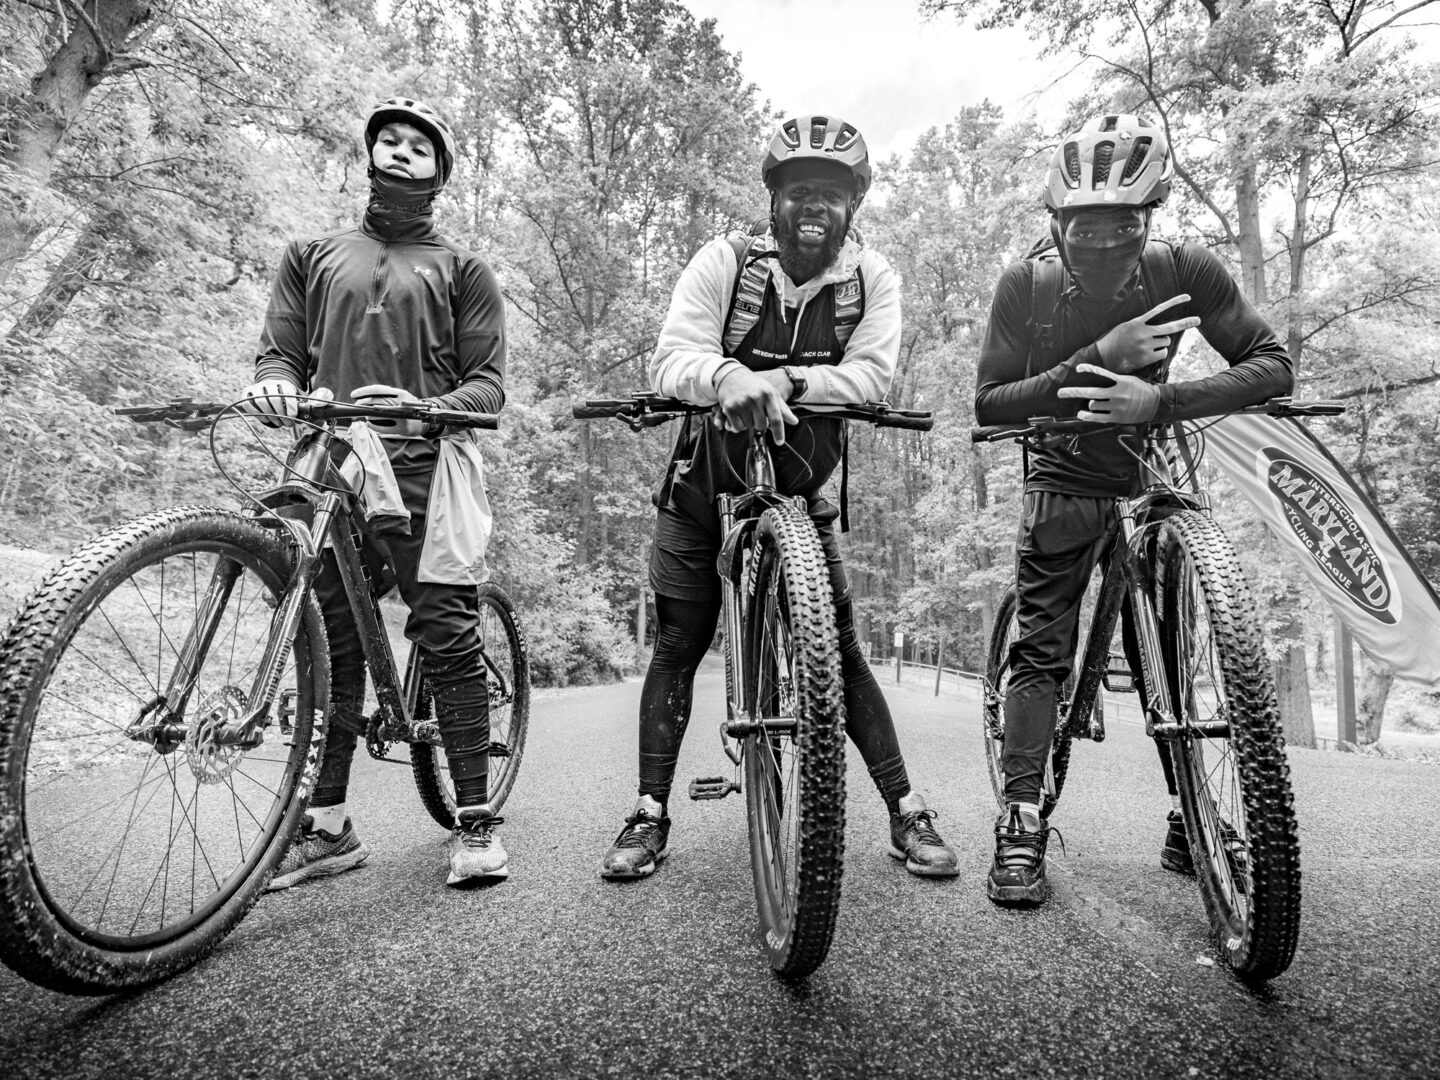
[689,776,741,800]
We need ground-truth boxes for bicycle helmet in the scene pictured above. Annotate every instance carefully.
[761,115,872,202]
[364,96,458,185]
[1043,113,1172,213]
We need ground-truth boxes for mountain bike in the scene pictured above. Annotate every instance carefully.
[0,396,529,994]
[574,392,932,980]
[973,397,1343,982]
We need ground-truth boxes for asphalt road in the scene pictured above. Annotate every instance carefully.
[3,658,1438,1080]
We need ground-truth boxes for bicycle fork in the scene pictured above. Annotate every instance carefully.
[125,496,337,753]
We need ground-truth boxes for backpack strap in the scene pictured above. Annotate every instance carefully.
[721,233,867,356]
[832,266,864,350]
[1027,249,1065,375]
[722,235,771,356]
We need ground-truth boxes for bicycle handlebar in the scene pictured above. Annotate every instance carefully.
[116,397,500,432]
[969,397,1345,444]
[573,393,933,432]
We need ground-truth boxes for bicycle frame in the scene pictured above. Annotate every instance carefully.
[129,422,415,755]
[1057,427,1210,745]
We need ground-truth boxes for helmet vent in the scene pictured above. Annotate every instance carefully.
[834,123,860,152]
[1064,143,1081,184]
[1093,141,1114,185]
[1122,138,1152,181]
[1099,115,1119,132]
[780,120,801,149]
[809,118,830,149]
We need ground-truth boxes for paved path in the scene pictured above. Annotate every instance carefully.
[2,659,1437,1079]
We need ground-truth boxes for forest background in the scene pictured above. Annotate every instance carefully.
[2,0,1438,747]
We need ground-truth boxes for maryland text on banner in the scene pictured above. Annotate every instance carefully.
[1205,413,1440,688]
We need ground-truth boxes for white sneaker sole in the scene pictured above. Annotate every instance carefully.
[447,864,510,885]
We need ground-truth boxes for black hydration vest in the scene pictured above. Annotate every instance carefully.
[657,236,866,516]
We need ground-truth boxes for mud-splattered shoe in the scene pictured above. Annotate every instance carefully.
[600,797,670,879]
[447,806,509,884]
[888,791,960,877]
[987,803,1049,907]
[267,814,369,891]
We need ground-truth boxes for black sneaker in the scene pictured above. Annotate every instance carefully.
[888,791,960,877]
[987,804,1049,907]
[600,799,670,879]
[1162,810,1195,875]
[267,814,369,891]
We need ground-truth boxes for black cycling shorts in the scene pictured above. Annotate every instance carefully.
[649,486,850,606]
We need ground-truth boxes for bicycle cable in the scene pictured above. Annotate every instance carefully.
[206,397,366,520]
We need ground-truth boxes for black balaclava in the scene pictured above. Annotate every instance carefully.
[1053,207,1151,306]
[364,168,440,243]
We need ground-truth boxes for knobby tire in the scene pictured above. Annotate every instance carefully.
[1156,512,1301,982]
[742,503,845,981]
[411,582,532,824]
[0,507,328,994]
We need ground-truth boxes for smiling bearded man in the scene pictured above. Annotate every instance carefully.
[596,114,961,883]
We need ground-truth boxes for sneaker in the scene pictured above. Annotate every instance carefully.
[1161,810,1195,875]
[888,792,960,877]
[987,803,1050,907]
[447,806,509,884]
[267,813,369,891]
[600,797,670,879]
[1163,811,1250,893]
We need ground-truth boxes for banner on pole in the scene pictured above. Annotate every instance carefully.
[1205,413,1440,688]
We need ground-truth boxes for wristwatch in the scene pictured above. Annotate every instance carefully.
[782,365,808,402]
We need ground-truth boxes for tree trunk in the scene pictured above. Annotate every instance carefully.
[1285,148,1311,364]
[1356,652,1394,745]
[635,579,647,655]
[575,422,594,563]
[4,211,113,347]
[0,1,154,293]
[1274,642,1316,749]
[1233,164,1268,305]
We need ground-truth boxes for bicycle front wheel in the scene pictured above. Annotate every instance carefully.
[742,503,845,980]
[1156,512,1300,982]
[0,507,328,994]
[982,586,1073,818]
[412,581,531,824]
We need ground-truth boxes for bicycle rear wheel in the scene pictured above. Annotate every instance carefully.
[0,507,327,994]
[982,586,1073,818]
[412,582,531,824]
[742,503,845,981]
[1156,512,1300,982]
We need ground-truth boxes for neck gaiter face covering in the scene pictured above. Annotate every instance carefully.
[364,169,439,242]
[1064,234,1146,303]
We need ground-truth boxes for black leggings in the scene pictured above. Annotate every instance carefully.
[637,592,911,812]
[310,462,490,811]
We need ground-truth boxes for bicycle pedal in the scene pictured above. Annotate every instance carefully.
[1103,650,1137,693]
[689,776,740,800]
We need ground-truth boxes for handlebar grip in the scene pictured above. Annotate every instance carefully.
[873,411,933,431]
[971,424,1024,443]
[425,408,499,430]
[572,402,634,420]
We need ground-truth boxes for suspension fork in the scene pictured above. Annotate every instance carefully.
[1114,497,1179,737]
